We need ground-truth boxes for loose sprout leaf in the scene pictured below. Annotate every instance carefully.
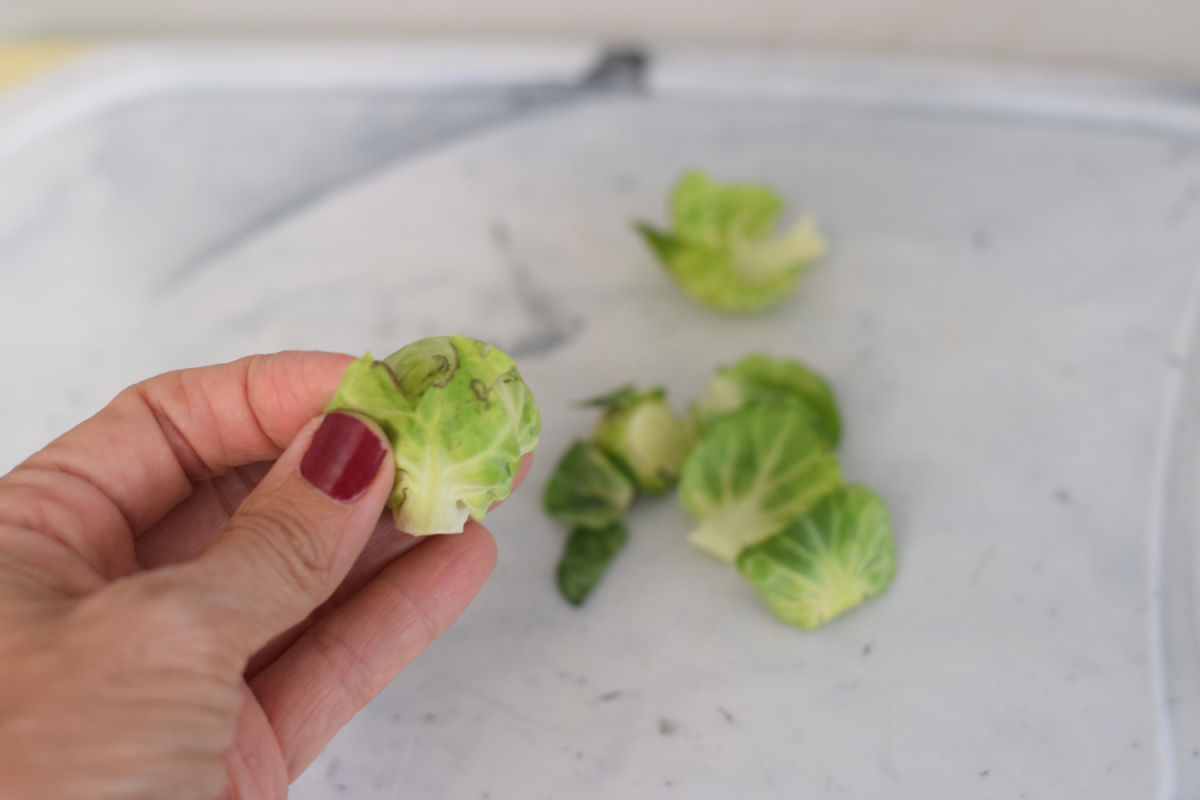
[634,224,685,269]
[635,170,827,313]
[730,218,825,284]
[543,441,636,529]
[679,404,843,562]
[692,354,842,447]
[737,485,896,630]
[326,335,540,536]
[556,521,628,606]
[591,387,697,495]
[671,170,781,245]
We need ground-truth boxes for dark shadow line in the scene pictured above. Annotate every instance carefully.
[158,47,651,293]
[158,88,579,292]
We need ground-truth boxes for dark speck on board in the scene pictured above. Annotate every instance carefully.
[862,642,872,657]
[1166,181,1200,227]
[507,326,582,360]
[980,769,990,777]
[599,690,622,702]
[658,718,678,736]
[490,220,511,248]
[718,707,735,724]
[1055,488,1071,504]
[325,757,340,779]
[423,712,437,723]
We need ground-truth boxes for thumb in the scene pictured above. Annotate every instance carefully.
[175,411,394,660]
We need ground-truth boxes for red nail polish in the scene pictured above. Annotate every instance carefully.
[301,413,387,502]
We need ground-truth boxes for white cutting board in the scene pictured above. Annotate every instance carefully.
[2,45,1200,799]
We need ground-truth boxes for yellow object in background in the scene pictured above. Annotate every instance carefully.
[0,42,88,93]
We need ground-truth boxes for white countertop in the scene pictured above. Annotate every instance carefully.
[2,45,1199,798]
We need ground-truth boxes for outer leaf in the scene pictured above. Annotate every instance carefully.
[326,335,540,535]
[670,170,781,246]
[729,218,825,284]
[543,441,636,529]
[582,385,665,411]
[635,171,827,313]
[591,387,696,495]
[679,404,843,562]
[692,353,842,447]
[324,353,410,416]
[737,485,896,630]
[556,521,628,606]
[633,224,684,271]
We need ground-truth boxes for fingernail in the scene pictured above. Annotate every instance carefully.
[301,413,387,502]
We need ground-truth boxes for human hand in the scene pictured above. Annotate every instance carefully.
[0,351,529,799]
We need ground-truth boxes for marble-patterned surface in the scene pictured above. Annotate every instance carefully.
[2,47,1200,799]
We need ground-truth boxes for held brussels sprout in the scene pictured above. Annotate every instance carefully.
[543,441,637,529]
[737,486,896,629]
[587,386,697,495]
[556,521,629,606]
[679,404,843,562]
[325,334,540,536]
[692,354,842,447]
[636,170,826,313]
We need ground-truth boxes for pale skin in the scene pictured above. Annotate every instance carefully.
[0,351,531,799]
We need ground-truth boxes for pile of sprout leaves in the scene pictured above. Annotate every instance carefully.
[543,354,896,630]
[545,171,895,630]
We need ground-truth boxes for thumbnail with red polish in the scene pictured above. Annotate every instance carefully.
[301,412,387,502]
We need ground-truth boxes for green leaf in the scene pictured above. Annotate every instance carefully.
[582,385,665,411]
[591,386,696,495]
[636,170,827,313]
[737,485,896,630]
[679,404,843,562]
[556,521,628,606]
[543,441,637,528]
[634,224,685,267]
[326,335,540,536]
[692,353,842,447]
[670,170,781,246]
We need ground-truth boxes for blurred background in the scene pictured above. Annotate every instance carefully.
[3,0,1200,81]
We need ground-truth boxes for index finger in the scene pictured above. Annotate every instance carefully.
[14,351,353,537]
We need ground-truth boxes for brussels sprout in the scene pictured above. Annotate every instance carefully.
[692,354,841,447]
[636,170,826,312]
[556,520,628,606]
[737,486,896,629]
[679,404,843,562]
[587,386,697,495]
[325,334,540,535]
[543,441,636,528]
